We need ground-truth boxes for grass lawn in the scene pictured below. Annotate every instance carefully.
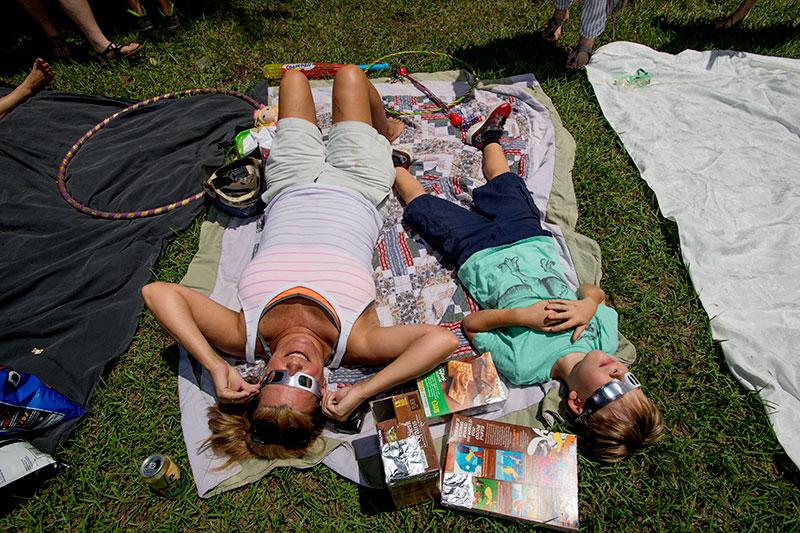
[2,0,799,529]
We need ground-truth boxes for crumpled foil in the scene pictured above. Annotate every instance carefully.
[441,472,475,508]
[381,436,428,485]
[233,359,267,384]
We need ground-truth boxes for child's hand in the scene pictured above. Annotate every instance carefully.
[322,383,366,422]
[519,300,558,331]
[543,298,599,341]
[211,364,260,404]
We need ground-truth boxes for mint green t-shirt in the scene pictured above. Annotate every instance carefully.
[457,236,619,385]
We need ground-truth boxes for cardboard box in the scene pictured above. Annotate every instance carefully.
[441,415,579,531]
[372,391,440,508]
[416,352,508,424]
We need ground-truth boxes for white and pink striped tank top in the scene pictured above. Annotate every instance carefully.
[238,184,380,366]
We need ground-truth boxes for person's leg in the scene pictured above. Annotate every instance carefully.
[332,65,403,142]
[0,58,54,121]
[542,0,572,41]
[126,0,143,13]
[56,0,141,56]
[261,71,325,204]
[393,166,426,205]
[277,70,318,125]
[320,66,397,206]
[466,105,550,239]
[567,0,617,69]
[15,0,60,38]
[715,0,757,29]
[482,143,511,181]
[397,167,496,267]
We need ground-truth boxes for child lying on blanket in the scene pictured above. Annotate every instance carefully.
[393,103,663,463]
[142,66,457,465]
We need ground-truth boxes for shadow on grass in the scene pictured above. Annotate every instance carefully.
[453,32,579,84]
[652,15,800,55]
[161,343,182,376]
[358,486,395,514]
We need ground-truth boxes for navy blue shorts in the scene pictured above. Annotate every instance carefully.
[402,172,551,267]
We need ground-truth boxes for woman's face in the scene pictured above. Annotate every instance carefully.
[258,331,327,413]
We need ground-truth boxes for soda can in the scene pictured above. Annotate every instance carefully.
[140,454,185,496]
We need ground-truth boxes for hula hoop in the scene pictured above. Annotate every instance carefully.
[57,88,260,220]
[366,50,481,117]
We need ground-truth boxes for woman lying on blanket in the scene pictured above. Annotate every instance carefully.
[143,66,458,463]
[393,103,664,463]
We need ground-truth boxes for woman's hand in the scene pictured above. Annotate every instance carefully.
[542,298,599,341]
[321,383,367,422]
[211,364,259,404]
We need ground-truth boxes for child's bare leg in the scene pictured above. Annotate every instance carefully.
[277,70,317,125]
[393,167,425,205]
[332,65,403,142]
[483,143,510,181]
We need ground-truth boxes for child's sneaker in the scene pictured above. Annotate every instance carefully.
[127,7,154,32]
[465,102,512,150]
[158,2,180,29]
[392,148,414,170]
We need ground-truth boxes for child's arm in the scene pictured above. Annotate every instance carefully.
[462,284,606,342]
[462,301,554,341]
[321,313,459,421]
[543,283,606,341]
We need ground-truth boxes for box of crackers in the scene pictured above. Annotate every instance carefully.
[441,415,579,531]
[416,352,508,425]
[372,391,441,508]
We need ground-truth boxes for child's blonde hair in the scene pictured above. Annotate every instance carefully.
[575,392,664,463]
[206,403,325,468]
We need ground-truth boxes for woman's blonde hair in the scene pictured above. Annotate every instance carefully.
[574,392,664,463]
[206,402,325,468]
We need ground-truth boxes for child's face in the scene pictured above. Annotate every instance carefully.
[565,350,631,406]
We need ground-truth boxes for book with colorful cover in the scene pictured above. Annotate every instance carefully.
[416,352,508,424]
[441,414,579,531]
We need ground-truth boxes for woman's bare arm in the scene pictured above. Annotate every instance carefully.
[141,281,258,403]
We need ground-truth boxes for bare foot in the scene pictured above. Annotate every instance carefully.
[20,58,54,94]
[386,117,405,143]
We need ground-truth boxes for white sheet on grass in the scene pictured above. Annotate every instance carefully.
[586,42,800,467]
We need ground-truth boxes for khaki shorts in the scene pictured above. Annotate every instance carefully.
[262,118,394,207]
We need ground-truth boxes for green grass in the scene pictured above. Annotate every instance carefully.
[3,0,800,530]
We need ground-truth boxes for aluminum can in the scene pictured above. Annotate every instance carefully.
[140,454,184,496]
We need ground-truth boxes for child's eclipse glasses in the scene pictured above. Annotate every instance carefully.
[576,372,641,422]
[258,370,322,398]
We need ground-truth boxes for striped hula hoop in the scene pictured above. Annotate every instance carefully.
[57,88,260,219]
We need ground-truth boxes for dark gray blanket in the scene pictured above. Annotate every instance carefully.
[0,87,256,454]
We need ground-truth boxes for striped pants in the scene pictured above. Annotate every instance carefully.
[554,0,620,39]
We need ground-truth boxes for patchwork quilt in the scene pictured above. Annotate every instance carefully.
[177,72,636,496]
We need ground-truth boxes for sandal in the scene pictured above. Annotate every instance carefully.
[566,43,593,70]
[47,35,72,60]
[541,16,566,42]
[97,42,144,65]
